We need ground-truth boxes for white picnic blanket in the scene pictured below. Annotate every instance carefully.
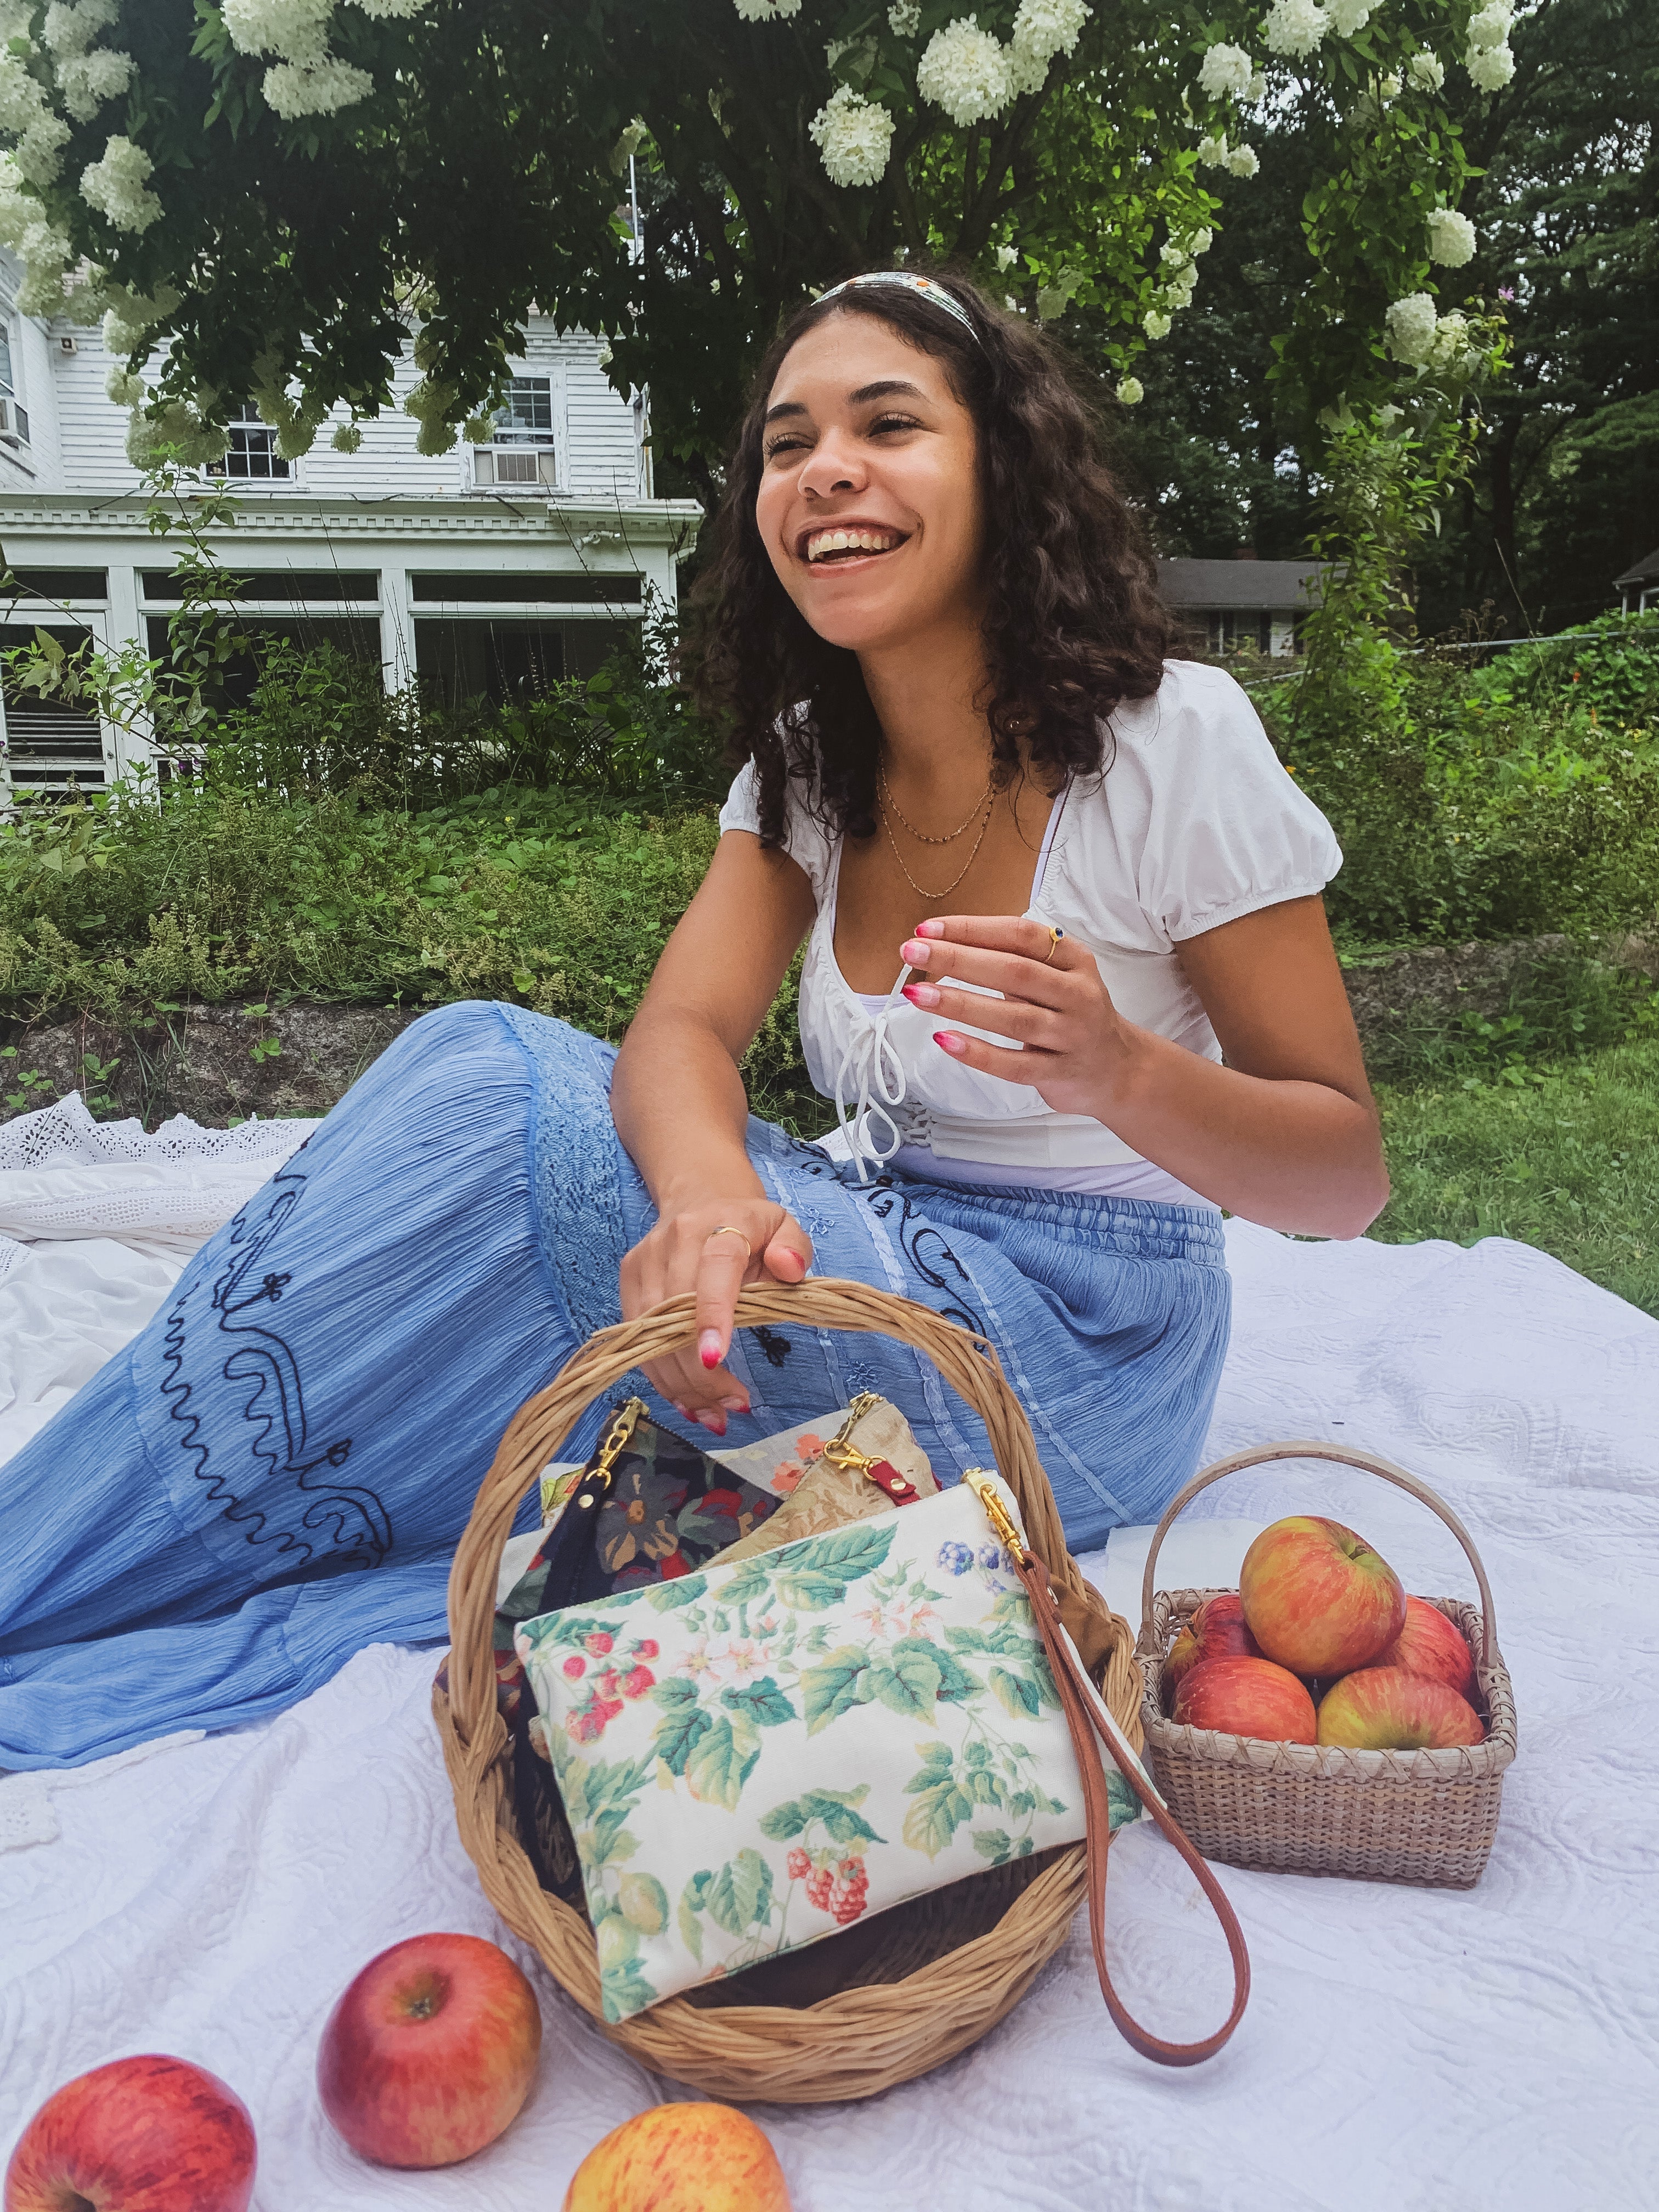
[2,1092,1656,2211]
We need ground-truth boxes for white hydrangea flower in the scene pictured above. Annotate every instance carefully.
[1380,70,1401,98]
[732,0,802,20]
[331,421,363,452]
[18,114,73,187]
[1116,375,1143,405]
[1010,0,1090,66]
[1143,307,1171,340]
[1188,226,1214,255]
[1165,267,1197,306]
[1245,69,1267,101]
[104,360,146,405]
[1160,239,1190,267]
[80,134,162,232]
[809,84,894,188]
[995,241,1019,269]
[1263,0,1329,59]
[0,47,51,132]
[126,398,230,472]
[1324,0,1372,34]
[1199,41,1254,98]
[1427,309,1470,366]
[222,0,334,66]
[1196,131,1229,166]
[1384,290,1437,364]
[1426,206,1476,266]
[263,54,374,116]
[57,47,134,122]
[1465,1,1513,48]
[1224,140,1260,175]
[917,18,1013,126]
[352,0,431,16]
[1465,40,1514,89]
[1408,50,1446,89]
[42,0,120,57]
[888,0,922,31]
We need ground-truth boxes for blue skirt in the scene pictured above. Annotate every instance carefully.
[0,1003,1229,1768]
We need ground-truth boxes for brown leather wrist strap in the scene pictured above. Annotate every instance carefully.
[1013,1548,1251,2067]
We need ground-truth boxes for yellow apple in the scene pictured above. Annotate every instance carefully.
[562,2102,791,2212]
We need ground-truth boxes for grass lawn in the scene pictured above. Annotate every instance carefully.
[1372,1038,1659,1317]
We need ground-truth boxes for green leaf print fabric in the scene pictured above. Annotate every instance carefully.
[518,1471,1144,2023]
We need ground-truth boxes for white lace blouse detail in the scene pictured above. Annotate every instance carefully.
[717,659,1343,1195]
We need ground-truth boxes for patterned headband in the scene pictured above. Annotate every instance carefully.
[814,270,983,345]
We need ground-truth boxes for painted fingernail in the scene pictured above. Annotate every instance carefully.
[900,939,930,967]
[902,981,940,1009]
[917,918,945,938]
[720,1396,749,1414]
[698,1329,724,1369]
[695,1409,727,1437]
[934,1030,966,1057]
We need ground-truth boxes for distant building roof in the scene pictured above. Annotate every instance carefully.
[1612,545,1659,589]
[1159,557,1322,611]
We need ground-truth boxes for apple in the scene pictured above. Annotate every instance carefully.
[1161,1593,1261,1712]
[1238,1515,1406,1675]
[317,1932,541,2169]
[4,2055,256,2212]
[562,2104,791,2212]
[1357,1594,1477,1702]
[1316,1666,1485,1750]
[1172,1654,1318,1744]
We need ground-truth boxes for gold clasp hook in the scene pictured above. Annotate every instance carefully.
[963,1467,1028,1561]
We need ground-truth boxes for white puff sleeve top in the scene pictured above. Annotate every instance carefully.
[718,659,1342,1198]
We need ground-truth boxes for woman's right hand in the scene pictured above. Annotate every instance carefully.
[619,1196,813,1435]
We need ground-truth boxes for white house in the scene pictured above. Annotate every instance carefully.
[1159,556,1320,657]
[0,255,702,799]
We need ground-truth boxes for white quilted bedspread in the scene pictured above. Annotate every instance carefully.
[2,1094,1656,2212]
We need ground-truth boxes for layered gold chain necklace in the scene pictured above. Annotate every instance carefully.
[876,759,996,902]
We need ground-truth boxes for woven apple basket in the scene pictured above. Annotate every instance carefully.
[434,1279,1145,2104]
[1135,1441,1518,1890]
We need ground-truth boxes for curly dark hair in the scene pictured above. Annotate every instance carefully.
[684,267,1172,849]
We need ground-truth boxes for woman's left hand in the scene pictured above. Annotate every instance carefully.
[899,915,1138,1120]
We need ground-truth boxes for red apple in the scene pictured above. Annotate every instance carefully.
[1238,1515,1406,1675]
[1316,1666,1485,1750]
[1357,1594,1477,1702]
[1162,1594,1261,1712]
[1172,1654,1318,1744]
[317,1932,541,2169]
[4,2055,255,2212]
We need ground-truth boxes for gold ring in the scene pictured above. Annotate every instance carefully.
[1042,925,1065,964]
[708,1225,753,1262]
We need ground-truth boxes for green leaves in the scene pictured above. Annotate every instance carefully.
[651,1699,711,1778]
[902,1767,974,1859]
[989,1664,1042,1721]
[800,1645,874,1736]
[867,1639,943,1724]
[684,1713,761,1811]
[705,1848,774,1939]
[720,1677,797,1728]
[770,1523,896,1612]
[762,1787,883,1848]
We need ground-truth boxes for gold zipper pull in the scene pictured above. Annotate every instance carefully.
[822,1392,884,1475]
[588,1397,645,1494]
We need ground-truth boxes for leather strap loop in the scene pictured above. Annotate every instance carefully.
[1013,1547,1251,2067]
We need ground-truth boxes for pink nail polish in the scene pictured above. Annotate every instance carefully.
[720,1396,749,1414]
[934,1030,966,1056]
[698,1329,724,1369]
[900,939,929,968]
[901,981,939,1008]
[695,1409,727,1436]
[917,919,945,938]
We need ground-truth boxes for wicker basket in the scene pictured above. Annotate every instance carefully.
[435,1278,1146,2103]
[1135,1441,1518,1890]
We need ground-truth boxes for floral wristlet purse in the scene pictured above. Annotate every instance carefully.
[516,1464,1251,2065]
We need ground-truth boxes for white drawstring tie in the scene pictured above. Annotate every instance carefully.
[833,967,915,1183]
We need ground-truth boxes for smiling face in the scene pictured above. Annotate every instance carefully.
[753,309,987,658]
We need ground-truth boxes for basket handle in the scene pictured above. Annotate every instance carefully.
[447,1279,1101,1754]
[1136,1440,1499,1672]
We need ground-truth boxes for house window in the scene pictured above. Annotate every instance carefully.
[222,405,290,480]
[475,375,561,487]
[0,329,31,445]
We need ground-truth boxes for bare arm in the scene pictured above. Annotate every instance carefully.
[611,829,818,1425]
[900,898,1389,1239]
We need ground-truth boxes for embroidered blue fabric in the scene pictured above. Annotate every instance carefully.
[0,1003,1228,1768]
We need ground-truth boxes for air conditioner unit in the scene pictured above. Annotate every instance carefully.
[475,446,561,488]
[0,396,28,447]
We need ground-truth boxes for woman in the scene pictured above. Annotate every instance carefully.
[0,272,1385,1768]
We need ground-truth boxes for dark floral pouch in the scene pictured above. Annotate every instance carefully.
[447,1400,781,1898]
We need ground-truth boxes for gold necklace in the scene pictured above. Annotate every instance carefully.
[879,788,996,901]
[877,759,994,845]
